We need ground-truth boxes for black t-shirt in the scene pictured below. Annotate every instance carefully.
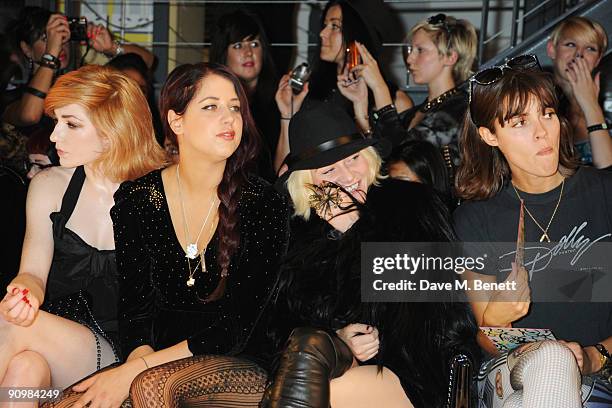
[453,167,612,345]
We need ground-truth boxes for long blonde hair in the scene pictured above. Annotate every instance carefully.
[45,65,166,182]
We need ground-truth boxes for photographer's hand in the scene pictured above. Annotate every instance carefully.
[275,73,309,119]
[351,42,392,110]
[45,14,70,57]
[337,66,369,131]
[88,23,115,55]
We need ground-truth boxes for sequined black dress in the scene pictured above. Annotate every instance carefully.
[110,169,290,362]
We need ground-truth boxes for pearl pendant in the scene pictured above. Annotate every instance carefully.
[539,233,550,243]
[185,243,198,259]
[186,277,195,287]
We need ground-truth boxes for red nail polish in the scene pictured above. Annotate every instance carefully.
[11,288,19,295]
[21,296,28,302]
[22,289,29,295]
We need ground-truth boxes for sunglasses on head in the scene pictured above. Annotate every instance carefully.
[427,13,450,33]
[468,54,541,105]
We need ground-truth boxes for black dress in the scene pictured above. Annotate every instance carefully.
[110,169,290,362]
[268,179,481,408]
[42,166,120,362]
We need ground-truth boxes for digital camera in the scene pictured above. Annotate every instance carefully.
[289,63,311,94]
[67,16,88,42]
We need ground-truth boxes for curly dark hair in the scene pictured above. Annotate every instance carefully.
[159,62,260,300]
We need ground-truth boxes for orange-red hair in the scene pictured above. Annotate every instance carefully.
[45,65,166,182]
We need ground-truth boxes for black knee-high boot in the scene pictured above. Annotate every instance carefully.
[261,327,354,408]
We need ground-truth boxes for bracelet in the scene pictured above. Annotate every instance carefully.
[38,53,60,71]
[140,357,149,369]
[281,117,292,121]
[595,344,610,369]
[587,123,609,133]
[372,104,396,121]
[23,86,47,99]
[106,41,125,58]
[363,128,373,136]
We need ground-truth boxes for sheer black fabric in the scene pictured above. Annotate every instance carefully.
[130,355,267,408]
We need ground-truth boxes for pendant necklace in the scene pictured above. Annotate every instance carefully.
[511,179,564,243]
[176,164,217,286]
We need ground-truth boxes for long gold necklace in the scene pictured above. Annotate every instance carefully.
[511,179,564,243]
[176,164,217,286]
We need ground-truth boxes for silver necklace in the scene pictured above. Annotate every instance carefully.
[176,164,217,286]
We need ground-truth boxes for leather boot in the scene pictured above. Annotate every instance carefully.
[260,327,354,408]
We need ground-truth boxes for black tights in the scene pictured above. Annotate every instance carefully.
[130,355,267,408]
[43,356,267,408]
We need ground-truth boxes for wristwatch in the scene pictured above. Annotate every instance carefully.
[106,40,124,58]
[594,343,610,370]
[586,123,609,133]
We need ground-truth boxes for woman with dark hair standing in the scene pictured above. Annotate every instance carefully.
[210,9,279,180]
[53,63,289,408]
[454,59,612,406]
[274,0,405,171]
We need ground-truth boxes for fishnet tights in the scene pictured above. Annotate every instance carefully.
[130,355,268,408]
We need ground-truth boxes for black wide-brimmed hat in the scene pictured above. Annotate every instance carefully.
[276,102,389,188]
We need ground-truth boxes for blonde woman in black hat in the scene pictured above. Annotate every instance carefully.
[273,0,406,172]
[262,102,480,407]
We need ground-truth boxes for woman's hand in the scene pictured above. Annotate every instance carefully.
[558,341,601,375]
[483,262,531,326]
[275,74,309,119]
[0,285,37,327]
[350,42,386,91]
[87,23,116,55]
[566,57,600,114]
[337,66,368,106]
[336,323,380,362]
[45,14,70,57]
[71,359,145,408]
[350,42,393,110]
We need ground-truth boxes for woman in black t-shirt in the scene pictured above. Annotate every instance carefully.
[454,60,612,406]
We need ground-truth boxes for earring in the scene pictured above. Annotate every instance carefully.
[27,56,34,73]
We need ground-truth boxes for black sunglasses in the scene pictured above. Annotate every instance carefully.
[468,54,541,105]
[427,14,450,33]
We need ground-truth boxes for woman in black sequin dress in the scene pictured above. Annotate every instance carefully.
[0,65,165,391]
[56,63,290,408]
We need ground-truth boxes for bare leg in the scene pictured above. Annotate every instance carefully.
[0,351,50,408]
[330,366,413,408]
[0,310,117,389]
